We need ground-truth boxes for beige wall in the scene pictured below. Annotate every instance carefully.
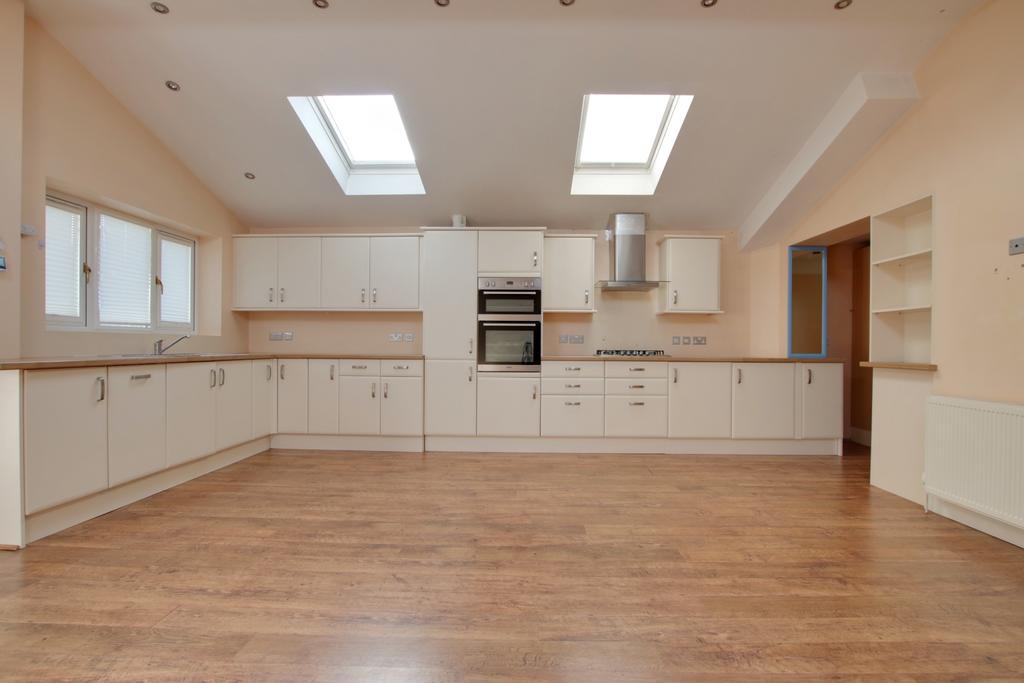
[0,0,25,359]
[18,19,248,358]
[780,0,1024,405]
[850,244,872,432]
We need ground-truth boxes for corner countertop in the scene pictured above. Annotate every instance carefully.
[542,356,842,363]
[0,353,425,371]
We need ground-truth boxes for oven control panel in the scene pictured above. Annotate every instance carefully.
[478,277,542,291]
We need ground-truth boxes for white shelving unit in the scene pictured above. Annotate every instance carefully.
[870,197,933,363]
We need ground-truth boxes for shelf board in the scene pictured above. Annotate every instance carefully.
[872,248,932,267]
[861,361,938,372]
[872,304,931,315]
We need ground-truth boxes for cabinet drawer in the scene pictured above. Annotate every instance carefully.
[605,378,668,396]
[604,362,669,379]
[541,378,604,396]
[605,396,668,437]
[382,359,424,377]
[542,361,604,378]
[542,396,604,437]
[340,359,381,376]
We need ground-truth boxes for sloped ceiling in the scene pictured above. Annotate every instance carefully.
[26,0,978,232]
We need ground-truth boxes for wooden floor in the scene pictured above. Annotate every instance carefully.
[2,445,1024,682]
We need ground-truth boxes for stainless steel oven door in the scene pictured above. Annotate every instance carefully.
[477,317,542,372]
[477,290,542,315]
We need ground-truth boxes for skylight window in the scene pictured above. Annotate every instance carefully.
[571,93,694,196]
[288,94,425,195]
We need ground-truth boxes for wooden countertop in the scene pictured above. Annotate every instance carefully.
[860,361,938,372]
[542,356,841,363]
[0,353,425,371]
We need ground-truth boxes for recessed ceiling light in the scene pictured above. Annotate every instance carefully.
[244,172,256,180]
[150,2,169,14]
[165,80,181,91]
[560,0,575,6]
[312,0,329,7]
[834,0,852,8]
[701,0,718,7]
[435,0,449,6]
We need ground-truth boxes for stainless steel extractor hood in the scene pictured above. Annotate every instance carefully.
[597,213,663,291]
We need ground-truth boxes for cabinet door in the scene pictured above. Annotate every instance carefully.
[277,237,322,309]
[478,230,544,274]
[234,237,277,309]
[664,238,721,312]
[308,359,340,434]
[277,359,309,434]
[340,376,381,435]
[422,231,477,359]
[166,363,217,467]
[732,363,796,439]
[381,377,423,436]
[371,236,420,309]
[252,360,277,439]
[215,361,254,451]
[543,237,594,311]
[108,366,167,487]
[477,376,540,437]
[605,396,668,437]
[424,360,477,435]
[799,363,843,439]
[668,363,732,438]
[542,395,604,437]
[24,368,109,514]
[321,236,370,309]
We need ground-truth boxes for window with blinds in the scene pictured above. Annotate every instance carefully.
[158,234,194,328]
[98,214,154,328]
[44,200,86,324]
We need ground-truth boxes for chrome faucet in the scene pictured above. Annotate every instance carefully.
[153,334,191,355]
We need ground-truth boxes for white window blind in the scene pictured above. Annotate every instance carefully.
[98,214,153,328]
[44,201,85,322]
[159,235,194,327]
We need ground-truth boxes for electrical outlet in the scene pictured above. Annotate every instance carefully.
[1011,237,1024,256]
[269,332,284,341]
[694,336,707,346]
[681,336,692,345]
[672,336,681,345]
[282,332,294,341]
[404,333,415,342]
[388,333,403,342]
[560,335,570,344]
[570,335,585,344]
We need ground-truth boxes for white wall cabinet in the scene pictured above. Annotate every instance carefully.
[425,360,477,435]
[732,363,795,439]
[543,236,595,311]
[477,375,541,437]
[659,236,722,313]
[108,366,167,487]
[381,377,423,436]
[668,363,732,438]
[234,237,278,309]
[307,359,340,434]
[371,236,420,309]
[277,237,322,309]
[798,363,843,439]
[235,237,321,309]
[166,362,217,467]
[277,359,309,433]
[321,237,370,309]
[340,376,381,435]
[252,360,278,439]
[24,368,109,514]
[423,231,477,359]
[478,230,544,275]
[214,361,254,451]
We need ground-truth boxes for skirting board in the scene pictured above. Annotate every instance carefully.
[25,437,270,545]
[271,434,424,453]
[927,495,1024,550]
[425,436,842,456]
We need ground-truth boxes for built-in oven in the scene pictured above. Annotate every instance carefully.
[477,277,542,372]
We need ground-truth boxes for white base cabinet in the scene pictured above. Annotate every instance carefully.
[668,363,733,438]
[340,376,381,435]
[24,368,109,515]
[425,360,477,436]
[108,366,167,487]
[215,361,254,451]
[605,396,668,438]
[308,359,340,434]
[732,363,796,439]
[477,375,540,437]
[252,360,278,439]
[381,376,424,436]
[277,359,309,434]
[798,363,844,439]
[166,362,217,467]
[542,396,604,437]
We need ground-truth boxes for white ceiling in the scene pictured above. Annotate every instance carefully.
[26,0,978,232]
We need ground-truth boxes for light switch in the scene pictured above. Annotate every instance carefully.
[282,332,294,341]
[404,333,415,342]
[694,336,707,346]
[388,333,403,342]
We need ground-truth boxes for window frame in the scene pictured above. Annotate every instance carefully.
[154,231,197,333]
[44,192,198,334]
[43,196,89,329]
[312,95,418,171]
[574,94,677,171]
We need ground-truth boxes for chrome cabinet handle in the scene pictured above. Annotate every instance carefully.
[280,364,285,381]
[629,384,645,389]
[268,287,274,303]
[566,366,581,372]
[468,366,473,383]
[266,364,272,381]
[629,367,646,372]
[330,364,335,381]
[97,377,106,402]
[280,288,285,302]
[629,401,645,407]
[532,251,538,267]
[673,290,678,305]
[210,369,217,388]
[737,368,743,384]
[565,383,581,389]
[372,288,377,304]
[673,368,679,384]
[130,373,151,381]
[584,289,589,305]
[807,368,813,385]
[393,364,410,371]
[532,385,538,400]
[564,401,581,407]
[219,368,226,386]
[352,364,368,370]
[383,383,389,399]
[469,338,474,355]
[361,288,366,303]
[371,382,376,399]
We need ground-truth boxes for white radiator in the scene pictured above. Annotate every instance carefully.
[925,395,1024,531]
